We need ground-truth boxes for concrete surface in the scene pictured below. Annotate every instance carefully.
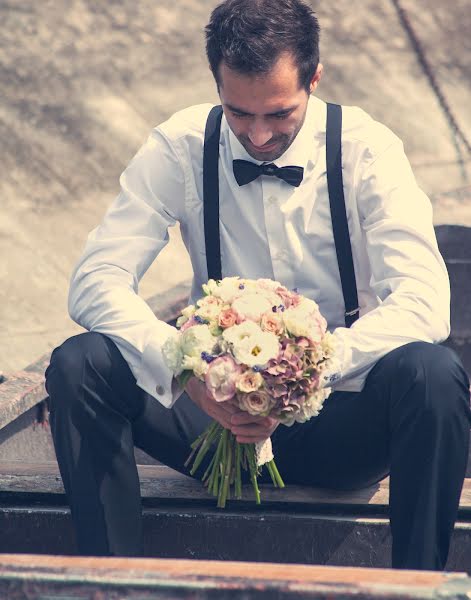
[1,0,470,373]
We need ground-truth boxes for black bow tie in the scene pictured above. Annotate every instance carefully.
[233,159,304,187]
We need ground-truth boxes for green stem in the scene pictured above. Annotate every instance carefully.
[267,459,285,488]
[201,447,217,484]
[184,424,213,468]
[245,444,261,504]
[218,431,233,508]
[207,426,224,494]
[189,421,220,476]
[235,442,242,499]
[266,461,277,487]
[217,429,228,506]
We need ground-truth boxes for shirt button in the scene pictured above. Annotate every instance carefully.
[268,195,278,204]
[156,385,165,395]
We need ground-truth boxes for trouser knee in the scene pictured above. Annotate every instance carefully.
[45,331,133,416]
[375,341,471,424]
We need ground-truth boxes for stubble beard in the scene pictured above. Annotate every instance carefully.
[239,108,308,163]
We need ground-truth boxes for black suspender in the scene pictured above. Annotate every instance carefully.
[202,103,359,328]
[326,103,360,327]
[203,105,224,285]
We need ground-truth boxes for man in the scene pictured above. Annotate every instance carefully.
[45,0,471,569]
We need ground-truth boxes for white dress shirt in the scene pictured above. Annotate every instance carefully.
[68,95,450,408]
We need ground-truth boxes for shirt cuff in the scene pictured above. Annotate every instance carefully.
[135,325,184,408]
[319,329,349,389]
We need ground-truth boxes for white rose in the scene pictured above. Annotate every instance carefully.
[202,279,220,296]
[181,355,209,380]
[217,276,244,303]
[181,324,216,359]
[295,388,330,423]
[196,303,221,323]
[297,297,320,315]
[162,336,183,375]
[321,331,336,357]
[182,304,197,319]
[232,293,273,322]
[282,300,325,340]
[282,308,312,338]
[176,315,188,328]
[256,278,282,292]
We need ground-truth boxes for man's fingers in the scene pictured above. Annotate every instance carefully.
[217,401,241,415]
[230,412,272,426]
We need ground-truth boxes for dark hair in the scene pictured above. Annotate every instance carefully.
[205,0,320,92]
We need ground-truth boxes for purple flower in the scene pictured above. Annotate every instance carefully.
[194,315,209,324]
[201,351,216,363]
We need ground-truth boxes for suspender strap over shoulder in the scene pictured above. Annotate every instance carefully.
[203,105,224,282]
[326,103,360,327]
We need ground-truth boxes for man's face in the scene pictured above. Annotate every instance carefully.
[218,53,321,162]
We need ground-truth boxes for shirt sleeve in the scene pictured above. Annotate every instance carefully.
[323,139,450,391]
[68,129,187,408]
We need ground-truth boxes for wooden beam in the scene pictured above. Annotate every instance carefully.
[0,372,45,430]
[0,554,469,599]
[0,461,469,511]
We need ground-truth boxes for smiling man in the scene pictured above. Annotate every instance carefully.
[45,0,471,570]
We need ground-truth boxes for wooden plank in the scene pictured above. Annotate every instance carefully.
[0,461,469,510]
[0,554,470,600]
[0,553,462,586]
[0,372,45,430]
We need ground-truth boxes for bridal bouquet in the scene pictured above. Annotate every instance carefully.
[162,277,336,507]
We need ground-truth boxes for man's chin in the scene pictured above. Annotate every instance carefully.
[244,141,287,162]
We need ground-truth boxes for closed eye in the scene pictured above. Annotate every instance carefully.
[231,112,251,119]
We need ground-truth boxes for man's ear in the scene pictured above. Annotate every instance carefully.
[310,63,323,94]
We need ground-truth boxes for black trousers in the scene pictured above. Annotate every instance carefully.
[45,332,471,569]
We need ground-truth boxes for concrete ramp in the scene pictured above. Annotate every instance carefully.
[1,1,470,373]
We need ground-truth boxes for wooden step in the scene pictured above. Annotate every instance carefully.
[0,461,469,572]
[0,461,469,511]
[0,554,470,599]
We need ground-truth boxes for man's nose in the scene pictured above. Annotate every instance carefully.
[247,121,273,147]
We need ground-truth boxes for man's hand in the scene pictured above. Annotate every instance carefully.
[185,376,280,443]
[229,410,280,444]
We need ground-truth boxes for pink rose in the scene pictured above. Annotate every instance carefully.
[205,355,241,402]
[236,369,263,393]
[260,312,284,336]
[238,389,274,416]
[275,286,301,309]
[275,286,293,309]
[218,307,239,329]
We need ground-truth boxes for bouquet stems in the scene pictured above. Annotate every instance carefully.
[188,420,285,508]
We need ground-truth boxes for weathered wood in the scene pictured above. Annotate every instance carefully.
[145,280,191,323]
[1,504,470,570]
[0,372,45,430]
[0,461,469,511]
[0,554,469,599]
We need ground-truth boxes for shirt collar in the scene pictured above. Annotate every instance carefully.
[225,95,326,170]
